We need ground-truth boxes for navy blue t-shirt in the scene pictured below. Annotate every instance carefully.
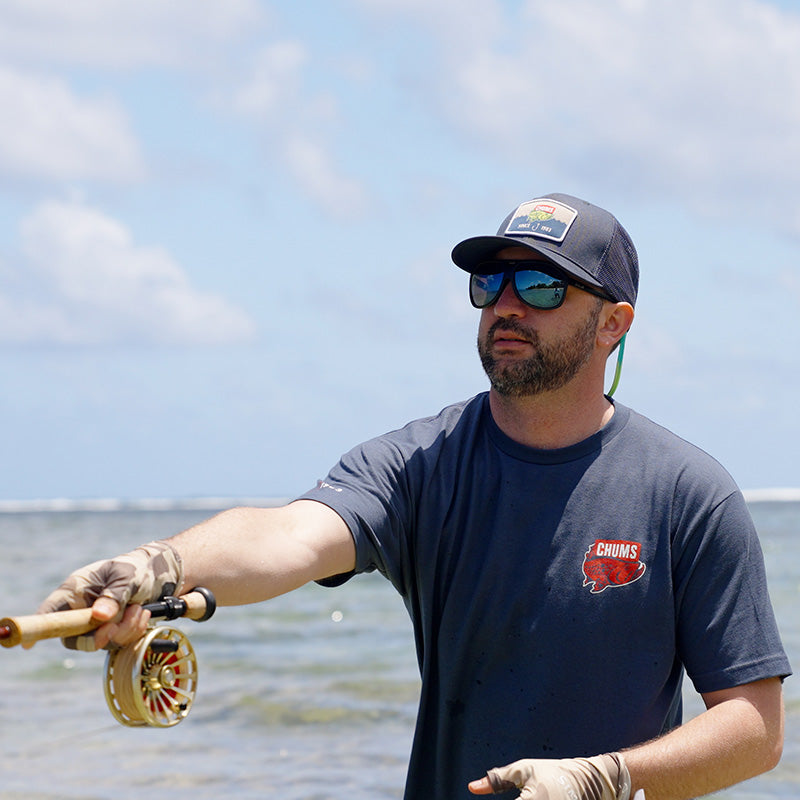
[300,395,790,799]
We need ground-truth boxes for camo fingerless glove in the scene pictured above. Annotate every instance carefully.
[483,753,631,800]
[37,540,183,651]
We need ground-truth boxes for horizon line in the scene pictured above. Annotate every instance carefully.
[1,488,800,513]
[0,496,291,514]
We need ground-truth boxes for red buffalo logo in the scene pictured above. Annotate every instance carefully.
[582,539,646,594]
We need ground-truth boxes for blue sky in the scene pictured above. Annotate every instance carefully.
[1,0,799,501]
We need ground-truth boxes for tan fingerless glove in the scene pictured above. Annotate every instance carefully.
[485,752,631,800]
[37,540,183,651]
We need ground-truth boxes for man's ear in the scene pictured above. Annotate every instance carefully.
[598,302,634,349]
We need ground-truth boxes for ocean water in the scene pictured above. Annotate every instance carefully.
[0,500,797,800]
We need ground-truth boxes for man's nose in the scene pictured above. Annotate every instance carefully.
[492,279,527,318]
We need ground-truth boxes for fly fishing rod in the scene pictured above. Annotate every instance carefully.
[0,588,215,728]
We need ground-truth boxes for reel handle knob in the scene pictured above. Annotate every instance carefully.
[143,586,216,622]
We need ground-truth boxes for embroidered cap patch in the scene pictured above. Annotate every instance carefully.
[503,198,578,243]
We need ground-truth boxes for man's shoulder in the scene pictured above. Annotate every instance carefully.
[620,404,716,453]
[616,403,740,492]
[339,393,488,466]
[382,393,488,442]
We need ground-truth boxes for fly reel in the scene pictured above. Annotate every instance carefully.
[1,586,216,729]
[104,625,198,727]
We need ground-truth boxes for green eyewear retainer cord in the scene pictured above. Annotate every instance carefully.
[607,333,627,398]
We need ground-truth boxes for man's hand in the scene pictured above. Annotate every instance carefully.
[29,540,183,651]
[469,753,631,800]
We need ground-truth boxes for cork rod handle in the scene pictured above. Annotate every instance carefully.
[0,589,215,648]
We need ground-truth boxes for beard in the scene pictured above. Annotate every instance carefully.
[477,304,602,397]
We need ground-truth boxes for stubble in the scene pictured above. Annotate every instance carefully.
[477,302,603,397]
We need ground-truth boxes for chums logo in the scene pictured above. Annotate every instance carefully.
[582,539,646,594]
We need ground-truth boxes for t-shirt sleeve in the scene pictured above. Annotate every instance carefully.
[672,489,792,693]
[298,434,416,594]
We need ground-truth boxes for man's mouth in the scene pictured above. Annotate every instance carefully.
[494,332,529,344]
[491,325,534,348]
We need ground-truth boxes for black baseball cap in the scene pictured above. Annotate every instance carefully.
[451,193,639,307]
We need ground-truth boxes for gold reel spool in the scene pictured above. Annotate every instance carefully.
[104,626,198,727]
[2,587,214,727]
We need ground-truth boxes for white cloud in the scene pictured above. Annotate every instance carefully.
[0,0,264,70]
[231,41,309,119]
[283,136,368,219]
[0,3,367,215]
[0,67,144,181]
[356,0,800,236]
[778,269,800,322]
[227,41,369,220]
[0,1,264,184]
[350,0,504,46]
[0,199,256,346]
[0,2,266,182]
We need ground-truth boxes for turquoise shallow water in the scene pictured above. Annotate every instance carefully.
[0,502,796,799]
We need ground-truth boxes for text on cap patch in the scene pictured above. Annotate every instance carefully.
[503,198,578,243]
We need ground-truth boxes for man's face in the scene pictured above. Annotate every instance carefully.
[476,247,604,398]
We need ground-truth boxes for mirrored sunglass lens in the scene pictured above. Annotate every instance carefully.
[514,270,567,308]
[470,273,505,307]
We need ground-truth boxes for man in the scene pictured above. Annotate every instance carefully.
[36,194,790,800]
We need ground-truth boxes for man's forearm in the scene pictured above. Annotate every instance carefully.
[623,678,784,800]
[169,501,356,606]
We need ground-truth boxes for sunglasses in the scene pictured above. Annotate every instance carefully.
[469,260,610,310]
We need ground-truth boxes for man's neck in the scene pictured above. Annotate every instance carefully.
[488,386,615,450]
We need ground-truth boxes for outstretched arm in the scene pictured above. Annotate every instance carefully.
[36,500,356,650]
[172,500,355,605]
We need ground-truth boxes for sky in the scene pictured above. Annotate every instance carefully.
[1,0,799,501]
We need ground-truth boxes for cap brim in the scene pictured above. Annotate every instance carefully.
[451,235,604,291]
